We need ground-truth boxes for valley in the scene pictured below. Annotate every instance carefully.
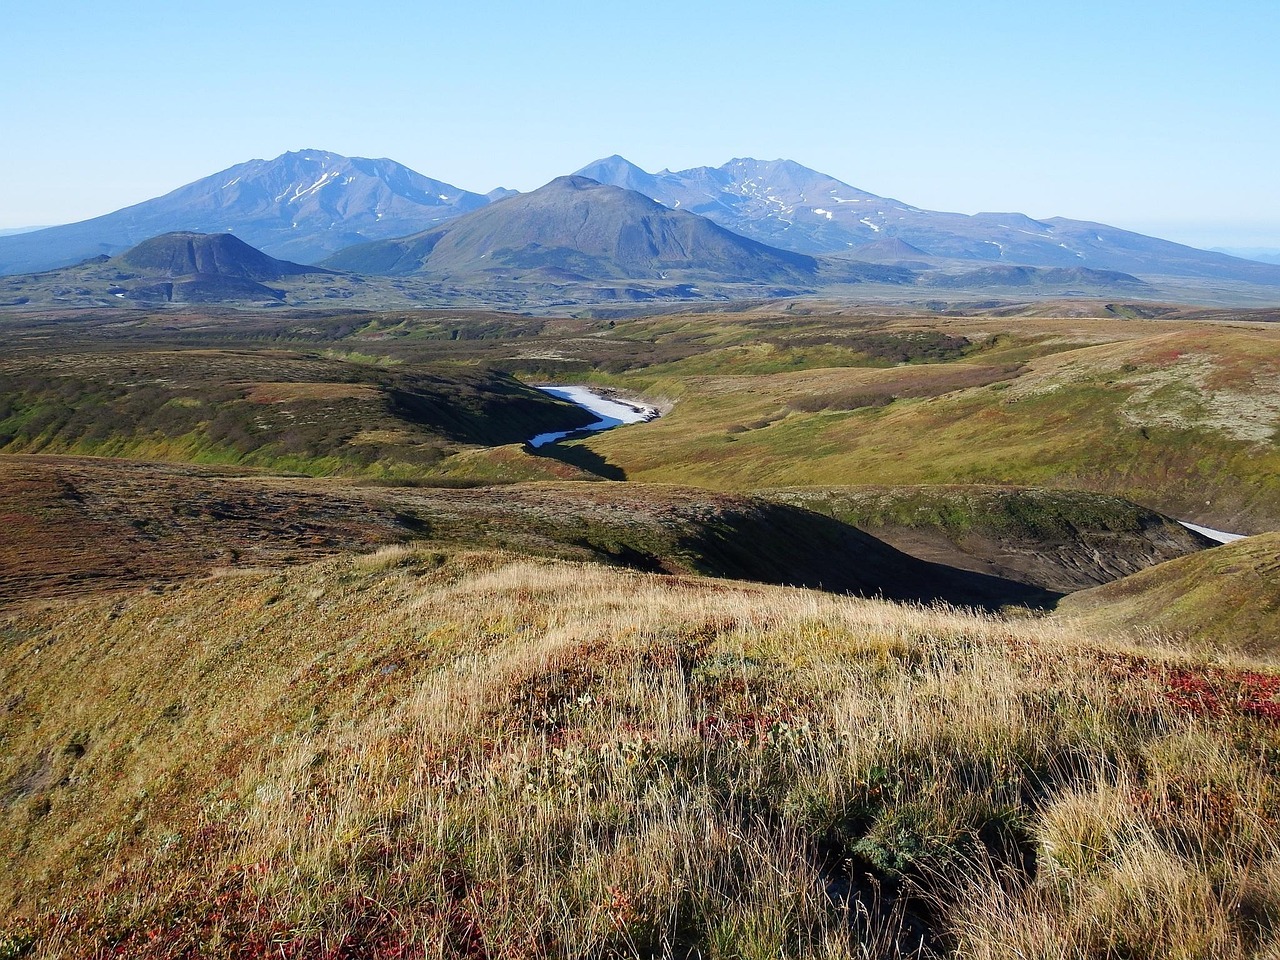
[2,199,1280,960]
[7,0,1280,948]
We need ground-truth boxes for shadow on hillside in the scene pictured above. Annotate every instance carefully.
[678,503,1062,612]
[528,442,627,481]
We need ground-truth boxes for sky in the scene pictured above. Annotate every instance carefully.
[3,0,1278,249]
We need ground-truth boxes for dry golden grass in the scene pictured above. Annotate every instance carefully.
[2,546,1279,958]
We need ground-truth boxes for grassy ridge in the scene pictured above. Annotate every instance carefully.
[2,548,1279,957]
[0,351,594,478]
[0,457,1052,610]
[1059,533,1280,659]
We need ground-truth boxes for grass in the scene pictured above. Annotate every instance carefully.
[2,546,1279,957]
[0,456,1060,611]
[3,302,1278,526]
[3,299,1280,957]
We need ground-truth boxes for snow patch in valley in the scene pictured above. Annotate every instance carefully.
[528,386,659,448]
[1179,521,1248,544]
[276,171,341,203]
[860,218,880,232]
[221,177,241,189]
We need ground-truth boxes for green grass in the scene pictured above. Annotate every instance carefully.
[0,349,595,478]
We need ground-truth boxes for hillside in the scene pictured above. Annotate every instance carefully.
[1059,533,1280,658]
[0,456,1057,611]
[3,545,1279,957]
[1,289,1280,958]
[0,350,595,478]
[580,315,1280,529]
[0,150,491,274]
[322,176,821,287]
[764,485,1211,593]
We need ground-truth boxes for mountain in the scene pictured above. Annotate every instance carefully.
[0,150,491,275]
[1212,247,1280,265]
[575,156,1280,285]
[322,175,820,286]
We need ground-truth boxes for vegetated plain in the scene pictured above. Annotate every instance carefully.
[2,296,1280,958]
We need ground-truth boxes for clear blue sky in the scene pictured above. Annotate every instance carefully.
[4,0,1277,248]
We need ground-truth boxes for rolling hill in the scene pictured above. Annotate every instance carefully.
[0,347,595,477]
[1058,532,1280,657]
[2,290,1280,957]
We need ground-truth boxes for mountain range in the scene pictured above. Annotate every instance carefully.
[1,148,1278,296]
[574,156,1280,284]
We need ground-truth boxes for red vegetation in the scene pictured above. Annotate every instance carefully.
[1095,651,1280,723]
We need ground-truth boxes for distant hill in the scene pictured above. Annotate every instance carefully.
[117,231,320,281]
[845,237,936,265]
[114,232,331,302]
[575,156,1280,284]
[323,175,821,286]
[0,150,491,274]
[1212,247,1280,265]
[0,232,332,304]
[922,264,1148,290]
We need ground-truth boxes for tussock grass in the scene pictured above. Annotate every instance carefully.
[2,547,1279,957]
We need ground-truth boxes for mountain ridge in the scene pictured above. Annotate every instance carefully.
[321,175,822,287]
[0,150,491,274]
[574,156,1280,284]
[3,148,1278,291]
